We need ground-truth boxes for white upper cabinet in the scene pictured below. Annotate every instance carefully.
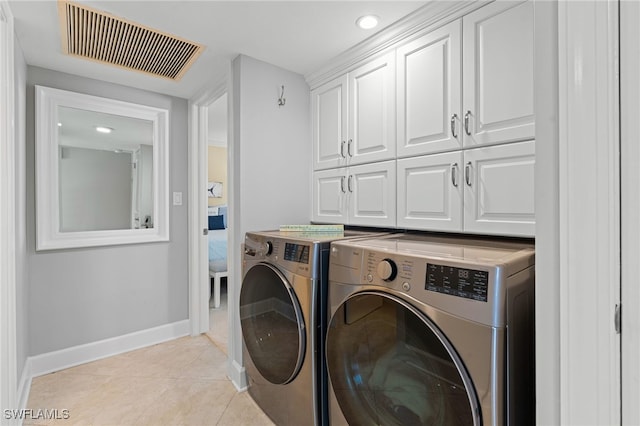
[396,20,462,158]
[312,52,396,170]
[463,140,535,236]
[397,151,463,231]
[312,75,348,170]
[462,1,534,147]
[349,52,396,165]
[310,0,535,237]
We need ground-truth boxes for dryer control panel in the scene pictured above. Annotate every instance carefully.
[362,250,418,287]
[361,251,490,302]
[426,263,489,302]
[329,233,535,328]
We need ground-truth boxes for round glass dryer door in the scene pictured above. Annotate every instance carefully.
[326,292,480,426]
[240,263,305,385]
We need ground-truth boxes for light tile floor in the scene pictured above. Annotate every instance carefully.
[25,332,273,425]
[206,279,228,355]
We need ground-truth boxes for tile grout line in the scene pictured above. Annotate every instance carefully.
[214,387,240,426]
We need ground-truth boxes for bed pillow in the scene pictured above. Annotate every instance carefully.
[208,215,225,230]
[218,206,228,228]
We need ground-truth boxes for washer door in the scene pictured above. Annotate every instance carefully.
[326,292,481,426]
[240,263,306,385]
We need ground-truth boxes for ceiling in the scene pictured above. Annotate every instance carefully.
[59,107,153,152]
[9,0,428,100]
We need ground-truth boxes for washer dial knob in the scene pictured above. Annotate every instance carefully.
[264,241,273,256]
[377,259,398,282]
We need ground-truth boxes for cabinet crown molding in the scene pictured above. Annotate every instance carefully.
[305,0,488,90]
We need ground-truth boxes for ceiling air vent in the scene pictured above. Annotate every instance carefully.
[58,1,204,81]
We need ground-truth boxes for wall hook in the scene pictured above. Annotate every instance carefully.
[278,85,286,107]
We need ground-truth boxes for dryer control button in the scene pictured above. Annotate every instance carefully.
[377,259,397,281]
[366,274,373,283]
[402,282,411,292]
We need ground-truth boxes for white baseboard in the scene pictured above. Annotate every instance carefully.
[16,357,32,418]
[29,319,190,378]
[228,358,247,392]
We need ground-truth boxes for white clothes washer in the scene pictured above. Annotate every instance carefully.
[325,233,535,426]
[240,229,388,426]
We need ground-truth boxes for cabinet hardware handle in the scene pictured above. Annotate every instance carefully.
[348,175,353,192]
[340,140,346,158]
[451,163,459,187]
[464,110,472,136]
[348,139,353,157]
[465,161,472,186]
[450,114,458,139]
[340,176,346,193]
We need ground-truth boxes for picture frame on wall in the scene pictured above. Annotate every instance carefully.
[208,181,223,198]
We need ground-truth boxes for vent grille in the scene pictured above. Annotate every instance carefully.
[58,1,204,81]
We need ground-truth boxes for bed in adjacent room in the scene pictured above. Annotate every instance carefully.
[208,206,228,308]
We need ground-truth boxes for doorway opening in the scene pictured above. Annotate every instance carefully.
[204,92,229,353]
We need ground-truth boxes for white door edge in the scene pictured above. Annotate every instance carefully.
[0,1,18,421]
[188,81,228,337]
[620,0,640,423]
[557,0,621,424]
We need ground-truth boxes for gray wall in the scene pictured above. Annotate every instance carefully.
[59,147,132,232]
[26,67,189,355]
[228,55,311,379]
[236,55,311,235]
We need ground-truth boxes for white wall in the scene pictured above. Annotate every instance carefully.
[228,55,311,385]
[534,1,560,423]
[14,20,28,386]
[26,66,189,355]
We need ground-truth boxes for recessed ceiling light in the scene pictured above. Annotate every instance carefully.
[95,126,113,134]
[57,122,62,127]
[356,15,379,30]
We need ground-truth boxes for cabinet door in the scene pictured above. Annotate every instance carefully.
[463,140,535,237]
[397,20,462,158]
[312,168,348,223]
[462,1,534,147]
[348,53,396,165]
[397,151,463,231]
[312,75,349,170]
[348,161,396,227]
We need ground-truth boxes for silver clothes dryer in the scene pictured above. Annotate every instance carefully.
[325,233,535,426]
[240,229,388,426]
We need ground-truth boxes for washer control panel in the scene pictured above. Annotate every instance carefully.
[284,242,310,264]
[244,233,318,278]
